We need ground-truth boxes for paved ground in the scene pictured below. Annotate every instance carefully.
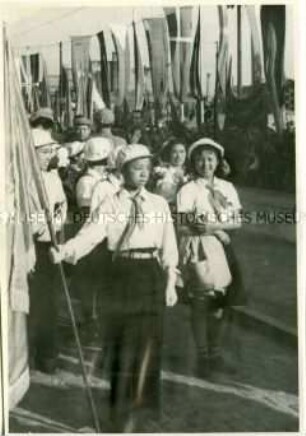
[231,232,297,329]
[9,303,299,433]
[9,187,299,432]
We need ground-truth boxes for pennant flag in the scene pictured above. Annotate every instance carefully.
[71,35,92,117]
[58,65,73,128]
[246,6,264,86]
[214,6,230,132]
[164,7,180,99]
[132,21,145,111]
[97,30,111,108]
[39,57,51,108]
[190,7,201,99]
[19,53,50,113]
[144,17,169,110]
[111,29,126,106]
[164,7,194,102]
[261,5,286,134]
[4,29,46,409]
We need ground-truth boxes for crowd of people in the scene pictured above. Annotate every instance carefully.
[29,104,247,432]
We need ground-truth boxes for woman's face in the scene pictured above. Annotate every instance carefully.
[124,158,151,189]
[194,147,219,180]
[36,145,53,171]
[169,143,186,167]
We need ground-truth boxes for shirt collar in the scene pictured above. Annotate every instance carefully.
[87,167,106,182]
[195,176,221,189]
[118,186,149,202]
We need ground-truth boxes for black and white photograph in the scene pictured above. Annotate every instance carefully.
[0,1,302,433]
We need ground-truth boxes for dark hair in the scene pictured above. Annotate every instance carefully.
[161,137,187,163]
[30,118,54,130]
[189,144,224,177]
[87,158,108,167]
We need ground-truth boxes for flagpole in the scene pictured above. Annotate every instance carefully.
[237,5,242,97]
[214,40,219,139]
[200,6,205,126]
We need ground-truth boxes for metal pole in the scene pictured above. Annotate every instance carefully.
[214,41,219,139]
[237,5,242,97]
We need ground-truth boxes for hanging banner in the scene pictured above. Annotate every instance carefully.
[4,32,45,409]
[97,30,111,108]
[144,17,169,108]
[261,5,286,134]
[246,5,264,86]
[132,21,145,111]
[215,5,229,132]
[164,7,180,99]
[111,29,126,106]
[190,7,201,99]
[164,7,194,103]
[71,35,92,117]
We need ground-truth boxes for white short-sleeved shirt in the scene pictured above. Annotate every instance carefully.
[34,170,67,242]
[63,187,178,272]
[177,177,242,224]
[90,173,122,213]
[76,168,102,209]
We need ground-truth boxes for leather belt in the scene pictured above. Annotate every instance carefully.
[115,249,158,260]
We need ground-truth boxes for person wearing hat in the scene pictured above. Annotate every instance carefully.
[61,141,86,215]
[71,137,119,343]
[73,115,92,142]
[28,129,67,381]
[30,107,54,131]
[152,137,189,207]
[93,108,127,169]
[50,143,178,431]
[176,137,243,378]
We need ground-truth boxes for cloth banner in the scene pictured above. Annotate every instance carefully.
[164,7,194,102]
[97,30,111,108]
[261,5,286,134]
[71,35,92,117]
[4,30,45,409]
[144,17,169,109]
[112,30,126,106]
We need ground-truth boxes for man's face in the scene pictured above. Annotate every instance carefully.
[75,125,91,142]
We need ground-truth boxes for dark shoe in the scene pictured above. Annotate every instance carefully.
[36,357,57,375]
[196,357,211,379]
[210,355,237,375]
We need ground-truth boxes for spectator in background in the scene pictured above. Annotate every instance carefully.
[29,129,67,383]
[74,115,92,142]
[152,137,189,208]
[93,108,127,169]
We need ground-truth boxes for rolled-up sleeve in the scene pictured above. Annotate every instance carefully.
[159,200,179,272]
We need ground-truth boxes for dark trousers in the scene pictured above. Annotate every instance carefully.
[99,256,164,427]
[28,241,59,373]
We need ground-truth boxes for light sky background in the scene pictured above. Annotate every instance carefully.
[2,4,294,93]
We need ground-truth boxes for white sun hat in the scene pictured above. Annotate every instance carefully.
[188,137,225,159]
[116,144,152,171]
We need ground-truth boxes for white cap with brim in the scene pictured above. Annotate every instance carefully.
[116,144,152,172]
[66,141,85,158]
[84,137,112,162]
[188,137,224,159]
[32,128,58,149]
